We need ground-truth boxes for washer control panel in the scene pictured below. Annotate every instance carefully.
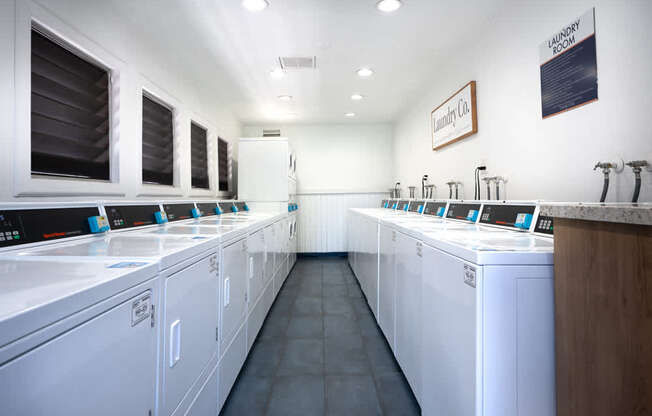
[234,201,249,212]
[408,200,425,213]
[397,200,410,211]
[104,204,159,230]
[0,207,99,247]
[423,202,447,217]
[479,204,537,230]
[381,199,390,208]
[217,202,233,213]
[446,203,482,222]
[162,203,195,222]
[196,202,218,217]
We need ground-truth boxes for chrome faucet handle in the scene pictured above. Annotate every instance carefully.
[626,160,648,173]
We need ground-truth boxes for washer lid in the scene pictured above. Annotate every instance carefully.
[12,234,214,270]
[0,258,157,348]
[422,231,553,265]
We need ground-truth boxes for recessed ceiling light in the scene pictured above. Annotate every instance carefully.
[356,68,374,77]
[351,94,364,101]
[345,112,356,117]
[278,95,293,101]
[270,68,285,78]
[242,0,269,12]
[376,0,402,13]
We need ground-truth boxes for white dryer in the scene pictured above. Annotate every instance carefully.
[419,203,555,416]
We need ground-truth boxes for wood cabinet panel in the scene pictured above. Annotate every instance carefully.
[555,218,652,416]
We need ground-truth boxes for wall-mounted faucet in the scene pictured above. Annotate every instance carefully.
[593,161,618,202]
[445,181,455,199]
[626,160,649,203]
[421,175,429,199]
[493,176,506,200]
[445,181,463,199]
[482,177,494,200]
[425,184,436,199]
[394,182,401,199]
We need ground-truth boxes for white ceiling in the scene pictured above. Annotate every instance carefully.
[111,0,506,125]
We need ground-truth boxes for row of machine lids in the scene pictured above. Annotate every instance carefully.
[379,198,554,236]
[0,200,295,249]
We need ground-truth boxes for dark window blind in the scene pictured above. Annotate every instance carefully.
[218,137,229,191]
[31,29,110,180]
[191,122,209,189]
[142,94,174,185]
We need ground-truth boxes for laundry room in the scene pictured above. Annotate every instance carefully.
[0,1,650,415]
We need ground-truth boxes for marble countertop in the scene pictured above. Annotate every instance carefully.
[539,202,652,226]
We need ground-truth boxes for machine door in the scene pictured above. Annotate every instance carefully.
[247,229,265,308]
[394,231,423,402]
[221,238,248,353]
[420,244,479,416]
[0,289,157,416]
[263,224,274,283]
[163,253,219,416]
[378,224,397,350]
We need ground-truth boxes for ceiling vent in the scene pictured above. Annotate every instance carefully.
[279,56,317,70]
[263,129,281,137]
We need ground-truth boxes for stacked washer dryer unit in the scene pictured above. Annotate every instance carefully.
[0,202,218,416]
[349,200,555,416]
[237,137,298,295]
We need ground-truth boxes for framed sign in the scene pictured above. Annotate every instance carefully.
[431,81,478,151]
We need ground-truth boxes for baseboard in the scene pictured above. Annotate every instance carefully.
[298,252,348,258]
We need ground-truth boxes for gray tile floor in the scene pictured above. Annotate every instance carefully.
[220,256,421,416]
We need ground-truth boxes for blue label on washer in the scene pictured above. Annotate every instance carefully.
[108,262,149,269]
[417,205,424,213]
[192,236,208,240]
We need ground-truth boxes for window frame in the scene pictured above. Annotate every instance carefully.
[136,77,183,198]
[14,1,125,197]
[217,137,231,193]
[190,120,210,190]
[141,90,176,188]
[187,111,216,197]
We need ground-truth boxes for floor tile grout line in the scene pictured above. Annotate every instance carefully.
[321,262,328,416]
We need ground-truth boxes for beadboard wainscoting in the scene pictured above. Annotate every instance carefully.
[296,192,388,253]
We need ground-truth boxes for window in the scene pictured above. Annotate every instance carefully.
[142,94,174,185]
[190,122,209,189]
[31,28,110,180]
[218,137,229,191]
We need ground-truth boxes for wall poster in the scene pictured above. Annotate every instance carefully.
[540,8,598,118]
[431,81,478,151]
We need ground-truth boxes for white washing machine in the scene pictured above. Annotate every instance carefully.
[5,203,221,416]
[0,203,162,416]
[419,204,555,416]
[377,200,486,400]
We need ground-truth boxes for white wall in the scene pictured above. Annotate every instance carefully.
[242,124,393,193]
[392,1,652,203]
[0,0,241,202]
[243,124,392,252]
